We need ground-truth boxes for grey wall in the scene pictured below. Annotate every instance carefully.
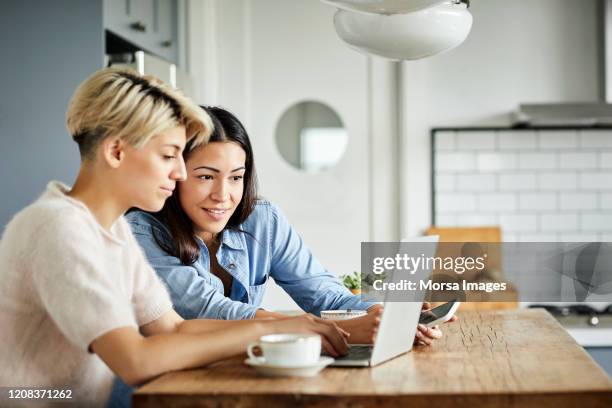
[0,0,104,229]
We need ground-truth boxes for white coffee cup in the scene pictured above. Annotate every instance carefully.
[247,333,321,367]
[320,309,367,320]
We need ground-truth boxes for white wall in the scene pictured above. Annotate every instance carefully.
[187,0,600,311]
[188,0,401,311]
[401,0,600,237]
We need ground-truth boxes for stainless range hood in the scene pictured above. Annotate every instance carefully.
[513,0,612,127]
[514,103,612,127]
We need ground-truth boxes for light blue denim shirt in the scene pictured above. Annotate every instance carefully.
[126,201,374,320]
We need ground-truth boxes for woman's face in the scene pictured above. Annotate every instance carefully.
[121,125,187,212]
[178,141,246,243]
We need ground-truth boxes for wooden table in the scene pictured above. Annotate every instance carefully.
[134,309,612,407]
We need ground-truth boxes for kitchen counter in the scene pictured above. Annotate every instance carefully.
[134,309,612,407]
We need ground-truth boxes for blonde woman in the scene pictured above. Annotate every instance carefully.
[0,68,348,406]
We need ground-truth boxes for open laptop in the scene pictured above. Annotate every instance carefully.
[330,235,439,367]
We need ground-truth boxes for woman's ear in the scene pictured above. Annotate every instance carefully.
[100,137,125,168]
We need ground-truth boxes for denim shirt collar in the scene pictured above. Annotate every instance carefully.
[192,229,243,251]
[220,228,244,250]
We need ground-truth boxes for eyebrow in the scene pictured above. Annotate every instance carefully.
[163,144,183,151]
[193,165,246,173]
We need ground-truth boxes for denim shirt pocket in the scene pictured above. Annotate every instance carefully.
[248,274,269,306]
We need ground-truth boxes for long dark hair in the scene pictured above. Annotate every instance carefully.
[153,106,258,265]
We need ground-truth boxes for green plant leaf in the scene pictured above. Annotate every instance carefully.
[341,271,361,290]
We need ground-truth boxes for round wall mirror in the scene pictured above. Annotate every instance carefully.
[275,101,348,173]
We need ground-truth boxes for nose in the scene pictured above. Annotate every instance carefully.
[171,156,187,181]
[211,179,229,202]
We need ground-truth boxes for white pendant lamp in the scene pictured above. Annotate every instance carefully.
[322,0,448,14]
[325,1,473,61]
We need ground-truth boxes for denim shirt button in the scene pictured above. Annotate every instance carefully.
[228,263,236,269]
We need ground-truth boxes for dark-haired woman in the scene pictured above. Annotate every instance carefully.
[126,106,449,345]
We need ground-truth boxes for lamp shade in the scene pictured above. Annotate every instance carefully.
[333,2,473,60]
[322,0,447,14]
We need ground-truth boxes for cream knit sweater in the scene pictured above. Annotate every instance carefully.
[0,182,173,406]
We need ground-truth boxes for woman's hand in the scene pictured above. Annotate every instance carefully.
[414,302,458,346]
[365,302,458,347]
[269,314,350,357]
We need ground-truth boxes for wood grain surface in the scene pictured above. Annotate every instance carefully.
[134,309,612,407]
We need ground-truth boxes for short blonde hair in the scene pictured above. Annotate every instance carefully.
[66,67,212,158]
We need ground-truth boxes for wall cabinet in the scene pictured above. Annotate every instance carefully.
[104,0,178,63]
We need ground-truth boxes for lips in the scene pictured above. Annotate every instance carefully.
[202,207,231,221]
[160,186,175,196]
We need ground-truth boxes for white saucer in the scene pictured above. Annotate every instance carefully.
[244,356,334,377]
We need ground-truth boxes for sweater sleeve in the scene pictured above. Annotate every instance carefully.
[127,223,174,326]
[30,217,137,351]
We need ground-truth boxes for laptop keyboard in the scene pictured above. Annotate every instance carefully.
[333,345,373,361]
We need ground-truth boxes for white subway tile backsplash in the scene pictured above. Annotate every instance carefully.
[538,130,578,149]
[455,131,496,150]
[518,233,558,242]
[436,152,476,171]
[579,130,612,148]
[498,173,537,191]
[579,172,612,190]
[519,193,557,210]
[477,152,517,171]
[502,233,520,242]
[454,214,498,226]
[600,152,612,169]
[538,172,578,190]
[435,174,455,191]
[498,131,537,150]
[434,131,456,150]
[540,213,578,232]
[499,214,537,232]
[580,213,612,231]
[602,193,612,209]
[518,153,557,170]
[477,193,517,211]
[456,174,496,191]
[560,193,598,210]
[435,214,457,227]
[436,193,476,213]
[559,152,598,170]
[433,129,612,241]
